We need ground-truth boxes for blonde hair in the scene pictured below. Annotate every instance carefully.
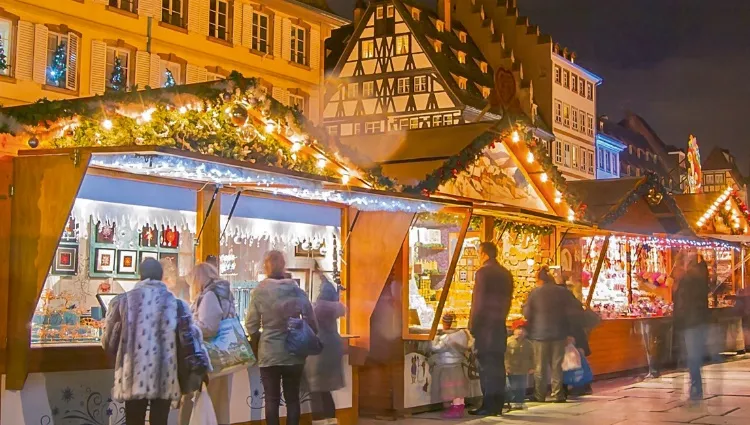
[190,262,220,301]
[264,250,286,278]
[160,258,178,287]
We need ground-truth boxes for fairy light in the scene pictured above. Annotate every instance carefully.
[341,173,350,185]
[526,152,534,163]
[101,119,113,130]
[265,122,276,133]
[141,108,154,123]
[178,106,188,114]
[540,173,548,183]
[291,142,302,153]
[567,209,575,222]
[316,158,327,169]
[511,131,520,143]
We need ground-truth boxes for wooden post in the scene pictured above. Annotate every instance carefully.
[586,236,610,308]
[195,185,221,264]
[626,239,633,305]
[481,215,494,243]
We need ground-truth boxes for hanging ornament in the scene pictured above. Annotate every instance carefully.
[28,136,39,148]
[647,187,663,206]
[222,92,233,102]
[230,104,249,126]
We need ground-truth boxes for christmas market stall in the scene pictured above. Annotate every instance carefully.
[335,115,580,415]
[0,77,462,425]
[564,175,743,376]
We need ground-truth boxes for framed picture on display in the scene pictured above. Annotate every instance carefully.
[159,252,179,269]
[94,248,116,273]
[118,250,138,274]
[53,245,78,275]
[140,251,159,264]
[287,268,311,293]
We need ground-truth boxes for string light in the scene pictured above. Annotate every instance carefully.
[341,173,350,185]
[697,186,734,227]
[178,106,188,114]
[526,152,534,163]
[265,122,276,133]
[141,109,154,123]
[316,158,327,169]
[540,173,548,183]
[291,142,302,152]
[101,119,113,130]
[588,235,738,251]
[511,131,520,143]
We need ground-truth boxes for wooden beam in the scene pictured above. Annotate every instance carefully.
[626,239,633,304]
[7,152,91,390]
[586,236,610,308]
[195,185,222,264]
[481,215,494,243]
[0,157,12,366]
[429,209,473,339]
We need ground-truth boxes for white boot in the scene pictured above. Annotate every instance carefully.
[327,419,339,425]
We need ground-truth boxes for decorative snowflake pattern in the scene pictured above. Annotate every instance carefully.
[61,387,74,402]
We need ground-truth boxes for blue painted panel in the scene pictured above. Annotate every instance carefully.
[78,174,197,211]
[220,194,341,227]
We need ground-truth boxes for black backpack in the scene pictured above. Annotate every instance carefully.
[176,300,210,393]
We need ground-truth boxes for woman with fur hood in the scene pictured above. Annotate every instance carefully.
[306,269,346,425]
[103,258,192,425]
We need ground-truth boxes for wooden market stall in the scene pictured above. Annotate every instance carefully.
[0,78,467,425]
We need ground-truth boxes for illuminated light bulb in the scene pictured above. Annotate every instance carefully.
[101,119,113,130]
[141,109,154,123]
[555,190,561,197]
[316,158,327,169]
[540,173,548,183]
[526,258,535,267]
[178,106,188,114]
[291,142,302,152]
[291,153,297,161]
[555,197,562,204]
[734,223,740,229]
[265,122,276,133]
[290,134,303,143]
[341,174,350,184]
[526,152,534,163]
[511,131,520,143]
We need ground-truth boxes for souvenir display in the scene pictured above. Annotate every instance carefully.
[139,224,158,247]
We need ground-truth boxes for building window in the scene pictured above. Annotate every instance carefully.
[363,81,374,97]
[288,93,305,113]
[605,151,611,173]
[354,123,361,134]
[636,168,641,177]
[252,11,271,53]
[433,115,441,127]
[637,148,642,159]
[716,173,725,185]
[398,118,408,129]
[479,61,488,73]
[365,121,382,134]
[580,113,588,135]
[598,148,604,170]
[578,78,585,97]
[376,6,384,19]
[459,32,467,43]
[161,60,181,87]
[0,18,15,77]
[207,72,224,81]
[46,32,76,88]
[409,117,419,129]
[457,51,466,64]
[611,153,618,175]
[571,74,578,93]
[586,82,593,100]
[572,145,578,169]
[581,148,587,172]
[555,141,562,164]
[554,65,561,84]
[347,83,358,99]
[327,125,338,136]
[554,100,562,124]
[588,151,594,174]
[436,21,444,32]
[563,69,569,88]
[414,75,427,93]
[397,77,409,94]
[361,40,375,59]
[564,143,571,167]
[563,104,570,127]
[162,0,186,28]
[443,114,453,125]
[209,0,230,41]
[109,0,137,14]
[387,4,394,18]
[395,35,409,55]
[645,152,650,161]
[571,107,578,131]
[290,24,307,65]
[587,114,594,136]
[628,145,633,154]
[705,174,714,185]
[105,47,130,90]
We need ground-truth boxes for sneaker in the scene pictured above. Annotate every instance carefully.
[511,403,524,410]
[441,404,464,419]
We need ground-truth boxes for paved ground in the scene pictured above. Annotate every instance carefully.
[365,357,750,425]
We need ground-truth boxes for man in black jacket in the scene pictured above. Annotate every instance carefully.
[468,242,514,416]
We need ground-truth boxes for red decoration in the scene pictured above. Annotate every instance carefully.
[452,168,458,176]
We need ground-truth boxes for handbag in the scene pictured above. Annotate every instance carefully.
[562,343,582,372]
[189,385,218,425]
[176,300,211,393]
[563,356,593,387]
[285,315,323,357]
[463,349,480,380]
[204,316,256,377]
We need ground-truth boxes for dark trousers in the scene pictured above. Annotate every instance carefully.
[683,325,707,400]
[311,391,336,420]
[476,349,506,412]
[508,375,527,404]
[124,399,170,425]
[532,340,566,401]
[260,364,305,425]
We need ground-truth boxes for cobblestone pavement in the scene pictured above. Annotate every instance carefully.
[364,356,750,425]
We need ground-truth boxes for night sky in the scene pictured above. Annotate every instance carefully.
[327,0,750,174]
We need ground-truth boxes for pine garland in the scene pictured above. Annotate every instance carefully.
[494,219,554,237]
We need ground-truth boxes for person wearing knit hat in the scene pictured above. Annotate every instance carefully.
[506,319,534,410]
[427,311,473,418]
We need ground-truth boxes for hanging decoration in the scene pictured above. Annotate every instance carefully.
[108,56,126,92]
[696,186,748,235]
[0,34,8,73]
[686,134,702,194]
[48,41,67,87]
[730,190,750,234]
[587,234,737,251]
[493,219,554,237]
[163,68,176,88]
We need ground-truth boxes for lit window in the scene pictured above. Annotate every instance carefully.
[252,12,271,53]
[637,149,642,158]
[581,113,588,135]
[433,39,442,52]
[347,83,358,99]
[605,151,611,173]
[571,107,578,131]
[555,141,562,164]
[110,0,137,14]
[162,0,186,28]
[399,118,409,129]
[457,51,466,64]
[563,69,569,88]
[443,114,453,125]
[611,153,618,175]
[554,100,562,124]
[46,32,78,89]
[482,87,491,98]
[0,19,13,77]
[588,151,594,174]
[209,0,230,41]
[387,4,394,18]
[578,78,585,97]
[397,77,410,94]
[598,148,604,170]
[290,24,307,65]
[572,145,578,169]
[436,20,444,32]
[363,81,374,97]
[288,93,305,113]
[563,104,570,127]
[581,148,587,171]
[705,174,714,185]
[479,61,488,73]
[564,143,571,167]
[354,123,361,134]
[365,121,383,134]
[414,76,428,92]
[554,65,561,84]
[457,78,466,90]
[587,82,593,100]
[411,9,420,20]
[327,125,338,136]
[716,174,725,184]
[433,115,441,127]
[207,72,224,81]
[628,145,633,154]
[396,35,409,55]
[361,40,375,59]
[587,115,594,136]
[410,117,419,129]
[105,47,130,90]
[161,60,181,87]
[571,74,578,93]
[376,6,384,19]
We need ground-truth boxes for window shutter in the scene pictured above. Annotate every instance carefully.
[134,50,151,89]
[90,39,107,95]
[65,32,80,90]
[188,0,208,35]
[149,54,162,88]
[310,27,320,71]
[281,18,291,61]
[138,0,159,17]
[273,14,282,58]
[272,87,287,105]
[232,1,242,45]
[241,4,253,48]
[15,21,35,81]
[32,24,49,84]
[186,64,207,84]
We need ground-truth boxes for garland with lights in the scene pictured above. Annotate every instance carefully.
[494,218,554,237]
[0,72,394,189]
[730,191,750,231]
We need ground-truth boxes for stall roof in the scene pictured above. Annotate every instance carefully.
[674,190,750,238]
[19,146,473,214]
[567,174,693,236]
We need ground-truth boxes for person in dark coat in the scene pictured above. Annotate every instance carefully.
[673,251,710,402]
[562,287,593,397]
[524,266,577,403]
[305,270,346,425]
[468,242,514,416]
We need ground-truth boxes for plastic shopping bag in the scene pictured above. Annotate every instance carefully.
[563,356,593,387]
[562,343,582,372]
[204,317,256,377]
[189,386,218,425]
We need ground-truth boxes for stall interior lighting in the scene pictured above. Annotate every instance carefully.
[587,234,737,251]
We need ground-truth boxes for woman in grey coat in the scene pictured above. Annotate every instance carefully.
[306,274,346,425]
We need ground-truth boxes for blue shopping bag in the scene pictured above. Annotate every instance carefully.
[563,356,593,387]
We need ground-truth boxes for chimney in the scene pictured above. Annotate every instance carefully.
[438,0,451,32]
[353,0,367,27]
